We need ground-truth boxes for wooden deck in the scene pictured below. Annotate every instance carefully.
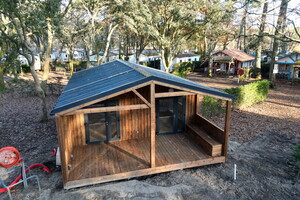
[67,133,224,188]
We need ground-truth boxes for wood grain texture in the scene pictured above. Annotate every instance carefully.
[65,133,218,189]
[223,101,232,158]
[65,154,225,189]
[194,114,225,144]
[150,82,156,168]
[186,123,222,157]
[154,91,193,98]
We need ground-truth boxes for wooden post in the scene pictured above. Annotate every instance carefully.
[223,100,232,159]
[150,82,156,167]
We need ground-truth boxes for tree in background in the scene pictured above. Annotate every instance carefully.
[196,0,235,77]
[254,0,269,76]
[145,0,199,73]
[0,0,70,121]
[269,0,289,85]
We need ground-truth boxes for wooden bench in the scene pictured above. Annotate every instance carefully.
[186,123,222,157]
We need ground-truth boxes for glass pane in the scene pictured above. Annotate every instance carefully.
[109,112,118,140]
[159,98,174,133]
[88,113,106,142]
[177,97,185,131]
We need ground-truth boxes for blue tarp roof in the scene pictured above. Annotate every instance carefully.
[50,60,233,115]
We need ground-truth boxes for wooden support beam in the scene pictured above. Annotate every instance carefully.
[153,81,232,101]
[223,100,232,159]
[154,91,194,98]
[58,81,152,115]
[150,82,156,168]
[132,89,151,107]
[65,104,149,115]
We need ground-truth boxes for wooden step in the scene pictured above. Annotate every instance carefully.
[186,123,222,157]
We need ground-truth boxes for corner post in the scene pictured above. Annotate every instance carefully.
[150,82,156,167]
[223,100,232,159]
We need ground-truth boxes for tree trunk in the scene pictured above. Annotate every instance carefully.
[269,0,288,85]
[237,4,248,50]
[85,46,92,68]
[28,52,48,122]
[41,18,53,93]
[0,64,5,91]
[54,45,64,64]
[255,0,269,76]
[68,48,74,76]
[100,24,118,64]
[161,48,173,73]
[208,53,213,77]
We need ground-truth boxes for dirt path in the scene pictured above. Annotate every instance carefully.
[0,74,299,199]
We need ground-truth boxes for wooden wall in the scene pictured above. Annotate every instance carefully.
[185,95,197,123]
[55,114,85,183]
[118,86,151,140]
[56,85,201,184]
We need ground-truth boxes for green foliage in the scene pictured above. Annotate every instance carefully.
[73,61,87,71]
[224,80,270,109]
[201,96,225,117]
[250,67,261,79]
[172,62,193,78]
[147,60,160,70]
[293,144,300,162]
[21,65,31,73]
[261,63,270,79]
[200,80,270,116]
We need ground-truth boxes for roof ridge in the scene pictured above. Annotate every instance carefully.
[117,59,152,77]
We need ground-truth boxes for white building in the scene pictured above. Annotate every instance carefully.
[89,52,119,63]
[17,53,41,70]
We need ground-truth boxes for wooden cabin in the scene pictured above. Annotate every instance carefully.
[212,50,254,74]
[274,52,300,79]
[51,60,233,189]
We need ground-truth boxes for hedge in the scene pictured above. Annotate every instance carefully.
[201,80,270,117]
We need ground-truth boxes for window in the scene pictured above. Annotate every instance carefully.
[156,96,186,135]
[180,60,182,63]
[84,101,120,144]
[279,64,289,71]
[188,58,191,61]
[194,58,197,61]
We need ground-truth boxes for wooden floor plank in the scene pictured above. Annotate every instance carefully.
[68,133,215,182]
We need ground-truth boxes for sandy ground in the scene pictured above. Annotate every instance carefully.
[0,73,299,199]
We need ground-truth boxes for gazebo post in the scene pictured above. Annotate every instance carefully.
[150,82,156,168]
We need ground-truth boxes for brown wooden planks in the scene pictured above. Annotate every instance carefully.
[223,101,232,158]
[65,156,225,189]
[186,124,222,157]
[194,114,225,144]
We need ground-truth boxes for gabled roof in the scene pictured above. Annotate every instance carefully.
[277,52,300,60]
[176,53,199,58]
[50,60,233,115]
[214,50,254,62]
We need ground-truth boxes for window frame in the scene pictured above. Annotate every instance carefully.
[84,100,120,144]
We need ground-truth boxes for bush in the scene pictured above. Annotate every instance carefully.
[74,61,87,71]
[201,96,225,117]
[293,144,300,162]
[261,63,270,79]
[21,64,31,73]
[172,62,193,78]
[200,80,270,116]
[250,67,261,79]
[224,80,270,109]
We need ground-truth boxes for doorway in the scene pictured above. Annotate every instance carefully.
[84,100,120,144]
[156,96,186,135]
